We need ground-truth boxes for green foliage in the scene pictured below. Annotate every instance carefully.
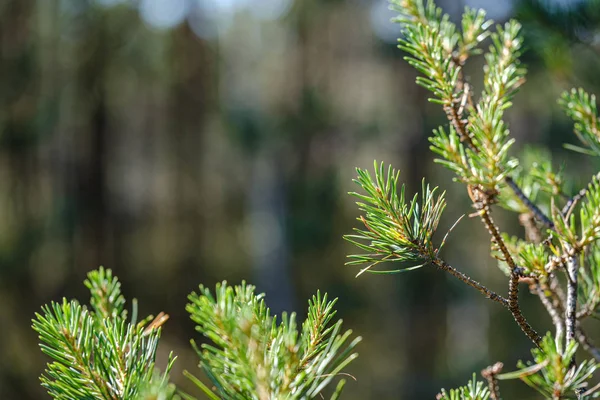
[34,269,360,400]
[559,88,600,156]
[579,244,600,319]
[31,1,600,399]
[342,0,600,398]
[498,334,599,399]
[344,161,447,275]
[517,242,549,277]
[136,370,181,400]
[396,18,460,106]
[467,20,523,187]
[185,282,361,400]
[550,176,600,252]
[32,267,174,400]
[436,375,490,400]
[394,0,522,192]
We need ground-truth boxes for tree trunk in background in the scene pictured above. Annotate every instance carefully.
[74,12,113,277]
[248,150,294,314]
[167,23,211,321]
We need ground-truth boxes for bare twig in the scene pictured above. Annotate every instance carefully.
[565,255,579,344]
[431,257,508,307]
[506,177,554,228]
[444,102,476,151]
[481,362,503,400]
[473,188,542,346]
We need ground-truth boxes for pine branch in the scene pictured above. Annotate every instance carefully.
[345,163,510,306]
[344,162,446,275]
[497,334,599,399]
[565,255,579,346]
[32,268,173,400]
[559,88,600,157]
[431,257,507,307]
[472,186,541,345]
[185,282,361,400]
[505,177,554,228]
[396,0,555,229]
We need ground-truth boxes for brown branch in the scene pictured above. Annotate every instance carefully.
[474,188,542,346]
[443,102,477,152]
[431,257,508,307]
[481,362,503,400]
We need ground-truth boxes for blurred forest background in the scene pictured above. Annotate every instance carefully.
[2,0,600,398]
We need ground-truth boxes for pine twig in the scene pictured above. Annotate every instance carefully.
[481,362,503,400]
[562,186,588,217]
[565,255,579,345]
[506,176,554,228]
[443,101,476,151]
[473,187,542,346]
[431,257,508,307]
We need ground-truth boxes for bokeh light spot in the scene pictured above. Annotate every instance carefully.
[94,0,129,7]
[249,0,294,21]
[140,0,189,29]
[370,0,402,43]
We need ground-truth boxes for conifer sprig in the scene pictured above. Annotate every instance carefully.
[436,374,490,400]
[345,163,509,306]
[185,282,361,400]
[394,0,552,227]
[559,88,600,156]
[32,267,174,400]
[344,161,446,275]
[498,334,600,399]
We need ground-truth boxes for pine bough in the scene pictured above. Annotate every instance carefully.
[33,0,600,398]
